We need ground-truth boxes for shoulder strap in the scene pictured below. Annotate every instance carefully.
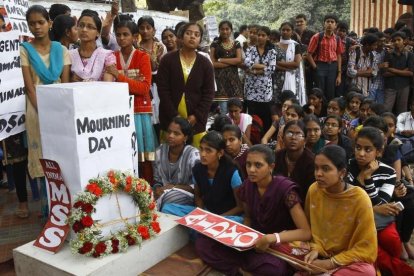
[315,32,324,60]
[355,46,361,65]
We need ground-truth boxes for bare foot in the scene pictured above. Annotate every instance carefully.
[404,242,414,260]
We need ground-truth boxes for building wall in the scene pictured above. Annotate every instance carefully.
[350,0,411,36]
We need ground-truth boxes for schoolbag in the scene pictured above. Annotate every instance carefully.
[250,115,264,145]
[314,31,341,60]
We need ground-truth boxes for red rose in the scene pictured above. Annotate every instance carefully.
[95,241,107,255]
[126,176,132,185]
[72,221,84,233]
[125,182,132,193]
[107,171,114,178]
[125,235,136,245]
[151,221,161,233]
[149,201,156,210]
[111,246,119,254]
[152,213,158,221]
[109,176,116,185]
[78,242,93,254]
[86,183,103,197]
[111,239,119,247]
[81,203,94,213]
[136,184,142,192]
[138,225,150,240]
[73,201,84,209]
[81,216,93,227]
[93,252,100,258]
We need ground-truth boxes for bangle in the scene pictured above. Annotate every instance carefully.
[330,257,339,269]
[273,233,281,244]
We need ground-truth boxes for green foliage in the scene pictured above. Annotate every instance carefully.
[204,0,351,32]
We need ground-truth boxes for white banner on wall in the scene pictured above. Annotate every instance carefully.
[0,30,26,141]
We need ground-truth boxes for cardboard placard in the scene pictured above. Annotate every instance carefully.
[37,82,138,238]
[176,208,263,251]
[2,0,31,37]
[34,159,71,253]
[0,30,25,141]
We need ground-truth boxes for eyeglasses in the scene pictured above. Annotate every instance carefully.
[77,24,97,31]
[324,123,339,128]
[285,131,305,139]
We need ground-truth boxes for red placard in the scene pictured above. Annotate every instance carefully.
[175,208,264,251]
[33,159,71,253]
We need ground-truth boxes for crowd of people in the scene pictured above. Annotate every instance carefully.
[2,2,414,275]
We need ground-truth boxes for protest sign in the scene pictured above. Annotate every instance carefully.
[0,30,25,141]
[37,82,138,238]
[2,0,30,37]
[34,159,71,253]
[176,208,263,250]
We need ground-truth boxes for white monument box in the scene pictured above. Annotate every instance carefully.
[37,82,138,237]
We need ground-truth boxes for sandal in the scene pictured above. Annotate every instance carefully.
[15,209,30,218]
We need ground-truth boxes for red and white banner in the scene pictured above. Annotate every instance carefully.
[176,208,264,251]
[34,159,71,253]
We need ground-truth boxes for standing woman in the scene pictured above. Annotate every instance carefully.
[137,16,166,75]
[161,28,178,52]
[158,23,215,148]
[275,120,315,202]
[244,26,277,132]
[210,20,243,114]
[105,20,155,181]
[70,11,115,82]
[21,5,71,218]
[273,22,306,105]
[50,14,78,49]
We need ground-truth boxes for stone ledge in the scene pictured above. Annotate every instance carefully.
[13,213,188,276]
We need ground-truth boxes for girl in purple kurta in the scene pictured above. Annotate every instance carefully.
[195,145,311,276]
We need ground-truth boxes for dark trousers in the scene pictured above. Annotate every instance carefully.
[246,100,272,135]
[314,61,338,101]
[13,160,28,203]
[397,206,414,243]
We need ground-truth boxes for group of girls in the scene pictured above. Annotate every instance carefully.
[11,4,414,275]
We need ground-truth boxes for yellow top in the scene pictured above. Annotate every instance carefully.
[305,182,377,265]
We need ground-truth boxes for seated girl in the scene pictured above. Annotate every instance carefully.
[342,91,364,122]
[322,115,353,160]
[153,117,200,211]
[304,114,329,154]
[302,145,377,275]
[307,88,327,118]
[348,98,373,140]
[324,97,351,136]
[261,97,299,147]
[347,127,414,275]
[226,98,252,146]
[196,145,311,275]
[162,131,243,222]
[275,104,304,151]
[275,120,315,202]
[222,124,249,180]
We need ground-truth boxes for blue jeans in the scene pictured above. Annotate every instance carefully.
[369,88,384,104]
[315,61,338,101]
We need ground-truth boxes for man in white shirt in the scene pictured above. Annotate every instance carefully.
[235,24,249,45]
[397,99,414,137]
